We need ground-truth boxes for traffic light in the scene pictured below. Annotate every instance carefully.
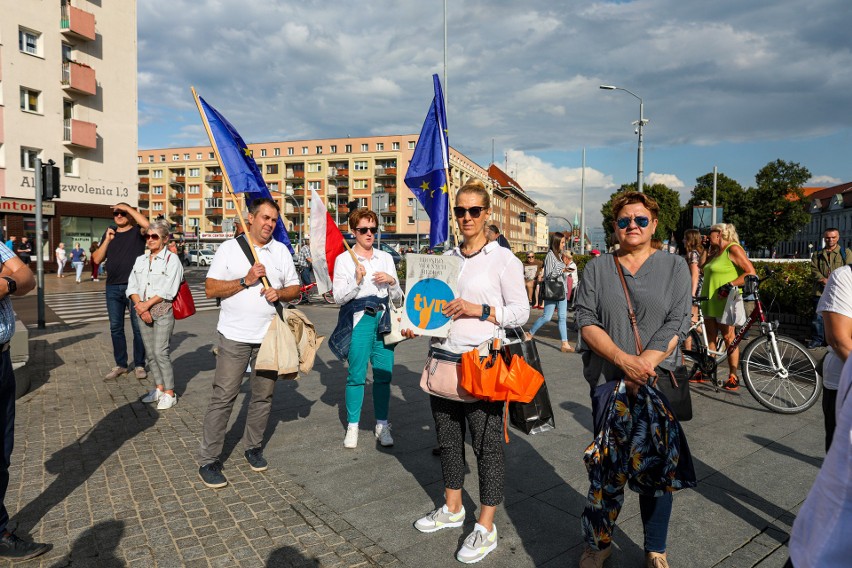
[41,161,60,201]
[194,226,199,237]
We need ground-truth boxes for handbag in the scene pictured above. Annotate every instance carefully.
[255,312,300,378]
[541,275,565,302]
[419,348,478,402]
[614,255,693,422]
[172,280,196,320]
[720,286,746,327]
[383,293,406,346]
[504,327,556,435]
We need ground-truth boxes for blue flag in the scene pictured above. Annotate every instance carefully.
[197,95,293,253]
[404,75,449,249]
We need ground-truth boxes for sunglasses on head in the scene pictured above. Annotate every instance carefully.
[355,226,378,235]
[453,206,486,218]
[145,234,161,240]
[616,216,651,230]
[113,210,126,217]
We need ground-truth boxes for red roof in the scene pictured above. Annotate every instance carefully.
[488,164,525,193]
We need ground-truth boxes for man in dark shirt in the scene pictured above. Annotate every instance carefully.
[92,203,150,381]
[15,238,31,266]
[485,224,512,250]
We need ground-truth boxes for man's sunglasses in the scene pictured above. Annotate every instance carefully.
[355,227,378,235]
[113,210,126,217]
[145,234,161,240]
[453,206,486,218]
[616,216,651,230]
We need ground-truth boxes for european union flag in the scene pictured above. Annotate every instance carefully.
[404,75,449,249]
[197,95,293,253]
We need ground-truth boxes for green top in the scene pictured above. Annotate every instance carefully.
[701,243,743,318]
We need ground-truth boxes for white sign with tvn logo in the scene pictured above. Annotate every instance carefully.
[0,198,55,216]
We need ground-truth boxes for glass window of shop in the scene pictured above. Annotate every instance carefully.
[60,216,113,255]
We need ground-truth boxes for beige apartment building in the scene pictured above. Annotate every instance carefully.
[0,0,138,259]
[138,136,547,251]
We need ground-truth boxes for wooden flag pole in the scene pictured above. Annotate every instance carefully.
[191,86,271,289]
[445,166,460,247]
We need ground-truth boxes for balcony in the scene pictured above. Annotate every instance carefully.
[211,190,223,198]
[138,177,150,186]
[62,118,97,149]
[61,4,96,42]
[375,167,397,177]
[169,176,186,187]
[169,208,183,218]
[61,61,97,96]
[211,225,223,232]
[205,174,223,184]
[169,189,183,201]
[205,207,224,217]
[285,169,305,179]
[383,224,397,232]
[333,168,349,178]
[138,198,150,208]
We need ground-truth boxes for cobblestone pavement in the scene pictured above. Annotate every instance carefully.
[7,320,399,568]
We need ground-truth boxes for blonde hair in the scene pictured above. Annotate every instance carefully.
[456,178,491,210]
[710,223,740,244]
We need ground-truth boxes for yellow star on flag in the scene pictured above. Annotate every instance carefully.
[420,181,430,191]
[243,147,251,158]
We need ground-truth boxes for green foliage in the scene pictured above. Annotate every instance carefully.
[601,182,681,244]
[397,258,406,282]
[686,172,747,227]
[752,261,815,319]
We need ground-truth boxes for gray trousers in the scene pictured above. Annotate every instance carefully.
[198,333,277,466]
[138,311,175,390]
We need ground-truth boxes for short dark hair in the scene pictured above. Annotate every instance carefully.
[825,227,840,235]
[487,224,500,235]
[248,197,280,215]
[348,208,379,230]
[549,232,565,255]
[611,191,660,220]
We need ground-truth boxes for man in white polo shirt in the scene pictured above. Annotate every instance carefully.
[198,198,300,488]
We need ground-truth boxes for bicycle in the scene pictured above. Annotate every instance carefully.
[289,282,335,306]
[682,272,822,414]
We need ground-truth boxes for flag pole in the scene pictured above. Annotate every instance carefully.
[191,87,270,288]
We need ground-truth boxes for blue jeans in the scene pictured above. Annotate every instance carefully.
[640,493,673,553]
[0,351,16,533]
[300,266,314,286]
[529,297,568,341]
[106,284,145,369]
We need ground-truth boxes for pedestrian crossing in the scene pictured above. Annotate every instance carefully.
[43,283,219,325]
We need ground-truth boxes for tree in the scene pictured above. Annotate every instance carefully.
[686,172,747,228]
[601,182,681,246]
[737,160,811,253]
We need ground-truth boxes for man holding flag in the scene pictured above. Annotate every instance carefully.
[404,75,450,250]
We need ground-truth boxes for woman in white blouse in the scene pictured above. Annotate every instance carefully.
[127,219,183,409]
[332,208,402,449]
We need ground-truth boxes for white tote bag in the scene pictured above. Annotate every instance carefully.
[383,293,407,346]
[720,286,746,327]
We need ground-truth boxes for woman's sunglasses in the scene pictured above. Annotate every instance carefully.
[453,206,485,218]
[113,211,126,217]
[145,234,161,240]
[355,227,378,235]
[616,216,651,230]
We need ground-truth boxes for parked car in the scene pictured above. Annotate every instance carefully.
[186,249,215,266]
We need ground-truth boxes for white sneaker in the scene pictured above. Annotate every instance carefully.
[414,505,466,533]
[456,523,498,564]
[157,392,177,409]
[343,424,359,448]
[375,423,394,447]
[141,389,162,403]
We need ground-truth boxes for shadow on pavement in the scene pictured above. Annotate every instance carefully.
[12,403,159,535]
[745,434,824,468]
[18,328,100,395]
[266,545,319,567]
[48,520,124,568]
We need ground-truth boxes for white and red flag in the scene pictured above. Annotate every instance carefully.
[309,189,346,294]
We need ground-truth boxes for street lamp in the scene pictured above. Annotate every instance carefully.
[599,85,648,193]
[281,192,302,245]
[549,215,576,252]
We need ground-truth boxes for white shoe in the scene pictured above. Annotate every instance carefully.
[375,423,394,447]
[343,424,359,448]
[414,505,466,533]
[157,392,177,409]
[456,523,498,564]
[141,389,162,403]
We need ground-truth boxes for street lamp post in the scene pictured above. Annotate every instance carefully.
[549,215,575,252]
[599,85,648,193]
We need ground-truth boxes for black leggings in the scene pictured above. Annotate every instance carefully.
[430,395,505,507]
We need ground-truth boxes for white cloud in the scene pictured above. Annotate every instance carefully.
[646,173,685,188]
[808,175,841,186]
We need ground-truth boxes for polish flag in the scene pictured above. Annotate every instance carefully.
[309,189,346,294]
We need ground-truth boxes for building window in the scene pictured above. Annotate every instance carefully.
[519,212,527,222]
[160,155,166,162]
[361,143,369,152]
[153,202,164,211]
[393,142,400,150]
[308,162,322,173]
[354,160,368,171]
[18,28,41,56]
[274,148,280,157]
[330,145,337,153]
[299,146,307,155]
[209,152,215,159]
[20,88,40,113]
[148,156,154,163]
[345,144,352,153]
[153,186,164,195]
[137,156,142,164]
[316,146,323,154]
[407,216,415,225]
[189,168,200,177]
[187,218,199,227]
[188,185,200,194]
[63,154,77,176]
[408,141,416,149]
[408,198,416,206]
[268,182,279,192]
[260,149,267,157]
[308,181,322,191]
[152,170,163,178]
[187,199,201,210]
[376,143,384,151]
[266,164,278,175]
[226,200,234,209]
[183,153,190,160]
[287,147,294,156]
[172,154,179,161]
[20,147,41,170]
[196,153,203,159]
[354,179,368,190]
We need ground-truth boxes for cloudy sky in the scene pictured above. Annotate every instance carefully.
[138,0,852,230]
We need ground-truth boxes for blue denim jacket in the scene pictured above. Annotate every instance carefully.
[329,295,390,361]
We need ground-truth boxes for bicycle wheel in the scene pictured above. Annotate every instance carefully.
[682,329,728,366]
[741,335,822,414]
[290,291,305,306]
[322,290,335,304]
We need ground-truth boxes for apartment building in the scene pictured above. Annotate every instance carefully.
[487,164,543,252]
[138,136,547,249]
[0,0,138,258]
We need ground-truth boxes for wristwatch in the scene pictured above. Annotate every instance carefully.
[239,277,249,289]
[2,277,16,295]
[479,304,491,321]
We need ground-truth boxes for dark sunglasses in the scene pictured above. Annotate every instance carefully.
[113,210,126,217]
[616,216,650,229]
[453,206,485,218]
[355,226,378,235]
[145,234,161,240]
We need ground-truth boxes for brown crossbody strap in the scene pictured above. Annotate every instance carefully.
[614,254,643,355]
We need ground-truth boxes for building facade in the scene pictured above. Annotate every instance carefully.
[776,182,852,257]
[1,0,138,260]
[138,137,547,250]
[486,164,543,252]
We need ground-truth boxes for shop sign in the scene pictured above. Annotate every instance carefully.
[0,198,55,216]
[200,233,230,239]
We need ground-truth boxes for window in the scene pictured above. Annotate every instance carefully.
[408,141,416,149]
[187,218,199,227]
[308,162,322,173]
[316,146,323,154]
[18,28,40,56]
[153,202,164,211]
[153,186,164,195]
[308,181,322,191]
[302,146,309,155]
[20,88,40,113]
[268,182,279,192]
[330,145,337,153]
[353,160,368,171]
[260,149,267,157]
[188,185,200,194]
[361,143,369,152]
[160,155,166,162]
[137,156,142,164]
[172,154,179,161]
[226,200,234,209]
[20,147,41,170]
[152,170,163,178]
[63,154,77,176]
[183,153,190,160]
[345,144,352,153]
[407,216,415,225]
[196,153,203,160]
[376,143,384,151]
[274,148,280,157]
[62,42,73,62]
[209,152,215,159]
[408,198,416,206]
[287,147,294,156]
[187,199,201,210]
[189,168,200,177]
[393,142,400,150]
[148,156,154,163]
[354,180,368,190]
[519,212,527,223]
[266,164,278,175]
